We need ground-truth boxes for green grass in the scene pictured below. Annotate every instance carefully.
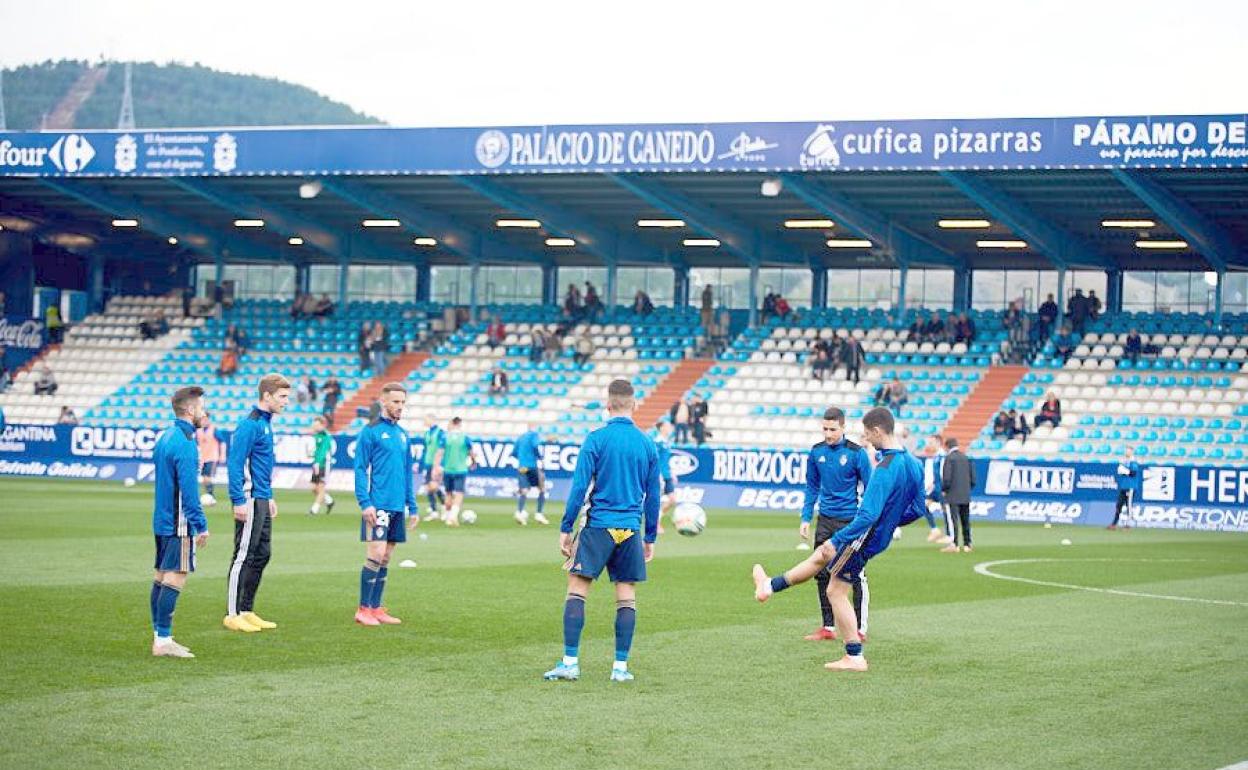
[1,478,1246,769]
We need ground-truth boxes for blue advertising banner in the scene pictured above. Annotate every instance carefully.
[0,317,45,371]
[1,114,1245,178]
[2,423,1245,533]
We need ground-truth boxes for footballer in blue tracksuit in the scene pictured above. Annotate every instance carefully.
[224,374,290,633]
[149,386,211,658]
[514,423,548,525]
[352,383,417,625]
[545,380,661,683]
[753,407,925,672]
[654,420,678,529]
[1110,447,1142,529]
[798,407,872,640]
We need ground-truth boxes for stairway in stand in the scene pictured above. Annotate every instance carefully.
[633,358,716,429]
[941,364,1028,447]
[332,351,429,427]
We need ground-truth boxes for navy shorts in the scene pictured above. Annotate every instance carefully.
[517,466,542,490]
[200,462,215,478]
[444,473,466,493]
[662,477,675,495]
[154,534,195,573]
[825,542,868,585]
[568,526,646,583]
[361,509,407,543]
[310,462,327,484]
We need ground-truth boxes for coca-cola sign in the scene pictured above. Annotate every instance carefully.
[0,318,44,349]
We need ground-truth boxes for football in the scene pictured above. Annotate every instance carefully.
[672,502,707,536]
[461,509,478,525]
[200,493,216,507]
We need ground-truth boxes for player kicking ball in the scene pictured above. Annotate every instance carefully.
[432,416,475,527]
[751,407,924,672]
[149,386,211,657]
[654,420,677,535]
[544,380,660,683]
[353,383,417,626]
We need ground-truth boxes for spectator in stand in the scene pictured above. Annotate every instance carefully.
[291,293,307,319]
[700,285,714,330]
[774,294,791,319]
[1088,290,1102,320]
[225,323,249,355]
[139,310,159,340]
[1124,328,1143,364]
[1003,300,1025,345]
[563,283,583,319]
[488,366,509,396]
[543,327,562,362]
[842,334,865,383]
[573,331,595,366]
[45,304,64,345]
[486,315,506,349]
[33,364,58,395]
[885,377,908,416]
[57,405,79,425]
[955,312,976,344]
[761,292,777,323]
[1008,409,1030,443]
[1067,288,1090,334]
[295,376,312,404]
[925,311,946,343]
[1038,293,1059,338]
[529,328,546,363]
[321,378,343,426]
[370,322,391,374]
[583,282,602,320]
[216,342,239,380]
[671,398,691,444]
[1053,325,1077,363]
[872,380,889,407]
[1035,392,1062,428]
[809,339,831,381]
[312,293,334,317]
[690,395,709,445]
[906,315,924,342]
[991,410,1012,438]
[357,321,373,372]
[632,290,654,316]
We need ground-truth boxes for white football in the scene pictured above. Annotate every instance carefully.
[461,509,478,525]
[200,493,217,507]
[123,477,136,487]
[672,502,707,537]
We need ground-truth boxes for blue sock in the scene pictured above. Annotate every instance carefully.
[614,600,637,663]
[770,575,790,593]
[517,495,526,513]
[206,481,215,496]
[426,492,438,513]
[360,560,380,607]
[846,641,863,657]
[922,508,936,528]
[537,492,546,513]
[370,565,388,609]
[150,581,162,633]
[563,593,586,658]
[155,583,180,637]
[435,490,446,508]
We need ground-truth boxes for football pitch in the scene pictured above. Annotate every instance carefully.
[0,478,1245,770]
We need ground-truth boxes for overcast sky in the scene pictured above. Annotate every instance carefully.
[1,0,1244,127]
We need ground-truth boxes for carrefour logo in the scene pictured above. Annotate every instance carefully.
[0,134,95,173]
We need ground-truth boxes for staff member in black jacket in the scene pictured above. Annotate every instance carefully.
[941,437,976,553]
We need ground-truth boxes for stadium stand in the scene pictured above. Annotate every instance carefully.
[0,295,198,424]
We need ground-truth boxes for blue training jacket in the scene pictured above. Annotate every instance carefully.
[354,416,417,513]
[152,418,208,536]
[514,430,542,470]
[563,416,661,543]
[801,438,872,522]
[228,408,275,506]
[830,448,926,559]
[655,435,673,480]
[1116,460,1142,492]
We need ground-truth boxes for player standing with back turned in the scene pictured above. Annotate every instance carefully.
[544,379,660,683]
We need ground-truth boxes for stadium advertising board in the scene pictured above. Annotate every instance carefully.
[2,114,1246,178]
[2,423,1245,532]
[1,316,46,370]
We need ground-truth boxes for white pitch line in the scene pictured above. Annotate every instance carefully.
[973,558,1248,608]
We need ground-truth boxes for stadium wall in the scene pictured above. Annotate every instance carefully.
[1,423,1245,533]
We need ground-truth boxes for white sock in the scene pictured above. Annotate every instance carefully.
[562,655,578,666]
[823,625,835,632]
[613,660,628,671]
[155,633,170,642]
